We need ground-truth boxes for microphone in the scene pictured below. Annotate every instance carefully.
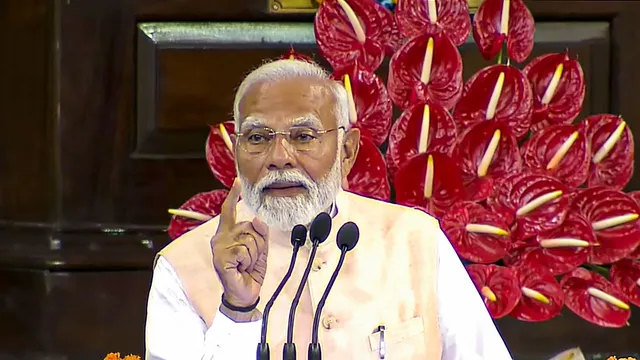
[256,224,307,360]
[308,222,359,360]
[283,212,332,360]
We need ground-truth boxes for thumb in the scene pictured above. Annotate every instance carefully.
[252,217,270,239]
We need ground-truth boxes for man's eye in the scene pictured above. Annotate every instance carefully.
[293,132,316,142]
[247,134,268,143]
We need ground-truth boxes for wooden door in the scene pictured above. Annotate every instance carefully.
[1,0,640,358]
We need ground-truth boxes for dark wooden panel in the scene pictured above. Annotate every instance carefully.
[0,226,169,270]
[0,0,55,223]
[0,225,167,358]
[47,271,150,355]
[57,0,136,225]
[134,0,276,20]
[0,267,151,359]
[135,22,324,159]
[0,268,46,353]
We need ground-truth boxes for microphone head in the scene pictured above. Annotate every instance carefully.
[336,222,359,251]
[310,212,332,244]
[290,224,307,247]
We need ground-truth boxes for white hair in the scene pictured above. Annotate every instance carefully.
[233,59,350,130]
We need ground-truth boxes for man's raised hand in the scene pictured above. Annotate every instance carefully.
[211,178,269,316]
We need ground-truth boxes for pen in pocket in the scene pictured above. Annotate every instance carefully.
[375,325,386,359]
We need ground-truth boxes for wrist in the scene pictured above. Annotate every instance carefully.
[219,303,262,323]
[222,293,258,309]
[219,293,261,323]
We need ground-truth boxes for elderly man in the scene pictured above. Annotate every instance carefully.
[145,59,512,359]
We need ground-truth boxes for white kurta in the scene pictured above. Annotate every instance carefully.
[145,228,512,360]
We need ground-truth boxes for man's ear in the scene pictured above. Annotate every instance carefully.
[341,127,360,178]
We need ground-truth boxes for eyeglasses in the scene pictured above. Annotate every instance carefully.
[235,126,345,154]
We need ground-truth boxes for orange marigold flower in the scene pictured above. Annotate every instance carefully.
[123,356,141,360]
[104,353,121,360]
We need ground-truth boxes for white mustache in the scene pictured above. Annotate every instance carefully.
[255,170,315,192]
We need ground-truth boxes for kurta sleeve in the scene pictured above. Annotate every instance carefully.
[145,256,261,360]
[435,231,513,360]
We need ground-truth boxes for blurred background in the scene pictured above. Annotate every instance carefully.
[0,0,639,359]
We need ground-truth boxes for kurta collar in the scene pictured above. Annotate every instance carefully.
[305,195,341,250]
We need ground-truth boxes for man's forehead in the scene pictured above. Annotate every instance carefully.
[237,77,337,128]
[240,114,323,130]
[239,77,334,106]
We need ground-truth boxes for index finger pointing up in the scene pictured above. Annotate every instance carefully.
[218,178,243,231]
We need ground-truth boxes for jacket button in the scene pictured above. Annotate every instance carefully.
[322,316,337,329]
[311,259,324,272]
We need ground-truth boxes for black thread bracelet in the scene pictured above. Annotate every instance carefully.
[221,294,260,313]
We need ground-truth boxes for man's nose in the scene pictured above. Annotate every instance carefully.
[266,137,295,170]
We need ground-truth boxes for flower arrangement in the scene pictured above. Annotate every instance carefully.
[166,0,640,328]
[104,353,140,360]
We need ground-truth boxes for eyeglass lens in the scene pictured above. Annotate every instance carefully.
[239,127,329,153]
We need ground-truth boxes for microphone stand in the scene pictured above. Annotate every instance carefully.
[308,245,347,360]
[283,238,321,360]
[308,221,359,360]
[257,225,307,360]
[283,212,332,360]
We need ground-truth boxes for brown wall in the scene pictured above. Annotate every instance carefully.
[0,0,639,358]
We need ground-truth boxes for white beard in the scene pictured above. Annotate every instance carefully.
[239,151,343,232]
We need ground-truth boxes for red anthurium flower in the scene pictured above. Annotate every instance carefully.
[346,136,390,202]
[451,121,521,202]
[561,268,631,328]
[206,122,236,189]
[167,189,229,240]
[388,31,463,110]
[453,64,533,139]
[441,202,511,263]
[315,0,396,71]
[584,114,634,190]
[472,0,535,63]
[571,187,640,264]
[394,152,464,218]
[520,124,590,188]
[386,101,457,179]
[522,51,586,132]
[395,0,471,46]
[509,265,564,322]
[486,170,570,241]
[331,62,392,146]
[609,259,640,307]
[466,264,520,318]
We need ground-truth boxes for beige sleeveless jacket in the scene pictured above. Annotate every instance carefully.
[157,190,443,359]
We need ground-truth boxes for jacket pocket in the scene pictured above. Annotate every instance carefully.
[367,316,427,359]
